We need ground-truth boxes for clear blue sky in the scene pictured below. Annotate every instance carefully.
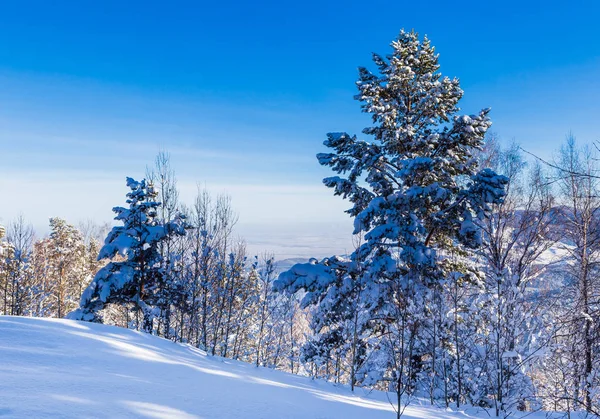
[1,1,599,257]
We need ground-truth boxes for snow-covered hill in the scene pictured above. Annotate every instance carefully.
[0,317,573,418]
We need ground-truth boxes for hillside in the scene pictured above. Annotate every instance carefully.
[0,317,575,418]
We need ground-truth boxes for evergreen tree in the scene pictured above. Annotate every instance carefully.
[275,255,368,388]
[67,177,187,332]
[276,29,507,415]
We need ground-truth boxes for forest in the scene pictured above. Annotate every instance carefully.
[1,31,599,418]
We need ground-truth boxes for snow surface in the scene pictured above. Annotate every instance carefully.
[0,316,575,418]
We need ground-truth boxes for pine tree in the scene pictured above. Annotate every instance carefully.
[67,177,187,332]
[275,254,368,388]
[276,29,507,416]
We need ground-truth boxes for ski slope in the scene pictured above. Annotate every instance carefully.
[0,316,568,418]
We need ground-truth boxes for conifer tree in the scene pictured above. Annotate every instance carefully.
[67,177,187,332]
[276,30,507,415]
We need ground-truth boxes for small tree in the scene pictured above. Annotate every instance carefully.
[4,216,35,316]
[47,217,86,318]
[275,254,368,389]
[67,177,187,332]
[475,142,556,416]
[552,137,600,414]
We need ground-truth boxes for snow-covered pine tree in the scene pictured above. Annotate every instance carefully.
[274,254,368,388]
[67,177,187,332]
[276,30,507,415]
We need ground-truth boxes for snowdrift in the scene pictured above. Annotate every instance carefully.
[0,316,564,418]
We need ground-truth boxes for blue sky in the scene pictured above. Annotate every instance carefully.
[1,1,599,257]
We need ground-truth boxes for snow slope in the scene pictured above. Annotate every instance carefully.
[0,316,571,418]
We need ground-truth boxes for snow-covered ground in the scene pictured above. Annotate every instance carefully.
[0,316,575,418]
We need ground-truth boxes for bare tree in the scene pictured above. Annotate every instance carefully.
[5,215,35,315]
[255,254,276,367]
[552,136,600,414]
[477,141,557,416]
[147,151,181,338]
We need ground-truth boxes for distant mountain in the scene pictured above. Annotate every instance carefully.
[274,257,309,273]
